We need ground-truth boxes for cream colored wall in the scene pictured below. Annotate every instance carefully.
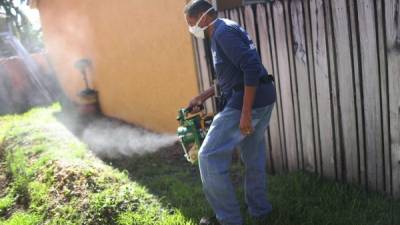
[37,0,199,133]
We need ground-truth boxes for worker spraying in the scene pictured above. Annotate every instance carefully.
[178,1,277,225]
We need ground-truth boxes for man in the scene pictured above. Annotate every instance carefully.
[184,1,277,225]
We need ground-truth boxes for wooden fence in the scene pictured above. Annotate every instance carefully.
[192,0,400,198]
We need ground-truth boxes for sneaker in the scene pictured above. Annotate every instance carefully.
[199,215,221,225]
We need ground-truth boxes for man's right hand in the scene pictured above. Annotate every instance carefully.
[186,87,215,113]
[187,95,204,113]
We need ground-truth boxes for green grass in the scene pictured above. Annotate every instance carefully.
[0,193,14,215]
[0,104,399,225]
[112,152,400,225]
[2,212,41,225]
[0,104,193,225]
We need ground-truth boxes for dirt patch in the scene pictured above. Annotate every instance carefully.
[50,163,103,202]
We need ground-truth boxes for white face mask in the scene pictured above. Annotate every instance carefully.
[188,7,217,39]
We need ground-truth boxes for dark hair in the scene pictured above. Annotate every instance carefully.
[184,0,217,18]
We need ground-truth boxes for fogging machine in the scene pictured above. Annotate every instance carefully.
[176,106,214,163]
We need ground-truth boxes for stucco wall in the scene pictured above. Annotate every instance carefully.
[37,0,199,133]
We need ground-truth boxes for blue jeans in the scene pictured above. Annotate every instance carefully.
[198,104,274,225]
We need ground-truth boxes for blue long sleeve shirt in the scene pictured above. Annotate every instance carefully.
[211,18,276,110]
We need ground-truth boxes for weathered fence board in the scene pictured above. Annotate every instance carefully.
[194,39,215,113]
[330,0,359,184]
[244,5,257,48]
[304,0,322,175]
[192,0,400,198]
[272,1,298,172]
[284,0,303,170]
[376,0,391,195]
[290,0,316,173]
[324,0,342,181]
[268,3,289,171]
[309,0,336,179]
[385,0,400,198]
[192,39,204,94]
[228,8,240,24]
[268,3,289,172]
[239,7,245,28]
[347,0,367,188]
[357,0,384,192]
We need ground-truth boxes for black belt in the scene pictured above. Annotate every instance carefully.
[233,74,274,92]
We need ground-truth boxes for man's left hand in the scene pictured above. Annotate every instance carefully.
[240,112,254,136]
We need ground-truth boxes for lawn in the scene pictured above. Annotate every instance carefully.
[0,104,398,225]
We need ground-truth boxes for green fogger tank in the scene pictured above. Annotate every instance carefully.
[176,107,214,163]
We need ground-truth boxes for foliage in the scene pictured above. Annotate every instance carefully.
[0,0,43,56]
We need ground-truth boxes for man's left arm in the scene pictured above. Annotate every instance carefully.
[240,86,257,135]
[216,28,264,135]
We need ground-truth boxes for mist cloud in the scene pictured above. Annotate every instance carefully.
[82,118,178,159]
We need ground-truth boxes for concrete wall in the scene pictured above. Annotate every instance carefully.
[37,0,199,133]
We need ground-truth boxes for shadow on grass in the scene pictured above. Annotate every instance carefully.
[102,144,212,224]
